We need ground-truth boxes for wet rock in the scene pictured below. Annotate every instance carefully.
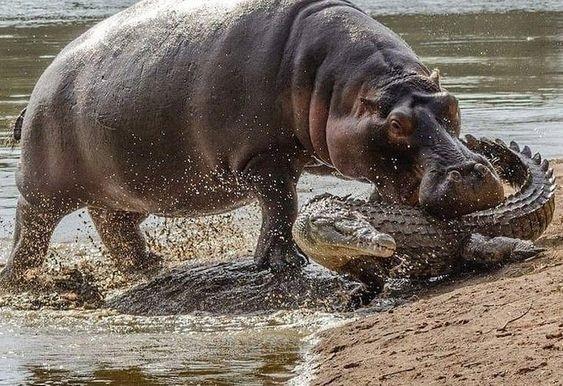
[107,258,369,315]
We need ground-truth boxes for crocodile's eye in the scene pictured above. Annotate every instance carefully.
[311,217,332,226]
[334,219,361,234]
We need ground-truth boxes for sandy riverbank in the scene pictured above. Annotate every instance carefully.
[311,160,562,385]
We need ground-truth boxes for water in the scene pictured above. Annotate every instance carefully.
[0,0,562,384]
[0,308,349,385]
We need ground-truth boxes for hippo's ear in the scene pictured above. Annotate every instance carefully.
[359,97,379,114]
[429,68,441,87]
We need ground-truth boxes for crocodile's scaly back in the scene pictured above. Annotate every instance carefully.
[459,136,556,240]
[317,196,462,277]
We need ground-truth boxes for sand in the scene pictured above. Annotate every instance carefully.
[312,160,563,385]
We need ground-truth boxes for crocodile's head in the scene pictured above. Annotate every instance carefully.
[293,197,396,272]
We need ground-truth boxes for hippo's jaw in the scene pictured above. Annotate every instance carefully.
[416,137,505,217]
[363,133,505,216]
[292,206,396,271]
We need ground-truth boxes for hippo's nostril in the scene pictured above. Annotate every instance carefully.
[448,170,462,183]
[474,163,488,177]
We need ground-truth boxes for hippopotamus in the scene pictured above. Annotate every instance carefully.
[1,0,504,287]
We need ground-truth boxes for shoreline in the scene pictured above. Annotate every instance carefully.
[309,159,562,385]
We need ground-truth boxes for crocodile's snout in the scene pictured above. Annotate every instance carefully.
[293,201,396,272]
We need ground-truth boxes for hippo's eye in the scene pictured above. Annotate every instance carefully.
[390,119,402,132]
[388,112,415,139]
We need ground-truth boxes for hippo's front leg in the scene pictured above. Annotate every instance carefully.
[244,154,308,271]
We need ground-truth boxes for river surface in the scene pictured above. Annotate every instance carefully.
[0,0,562,384]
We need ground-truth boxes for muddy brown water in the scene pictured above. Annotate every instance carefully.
[0,1,562,384]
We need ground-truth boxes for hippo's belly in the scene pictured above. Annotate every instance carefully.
[90,164,256,216]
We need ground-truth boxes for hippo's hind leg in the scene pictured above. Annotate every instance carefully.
[88,208,161,276]
[0,197,69,288]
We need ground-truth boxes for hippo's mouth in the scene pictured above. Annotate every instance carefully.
[416,140,505,218]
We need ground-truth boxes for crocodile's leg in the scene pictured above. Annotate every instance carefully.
[340,257,391,292]
[462,234,545,265]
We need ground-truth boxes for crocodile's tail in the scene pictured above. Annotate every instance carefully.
[13,107,26,142]
[460,135,556,240]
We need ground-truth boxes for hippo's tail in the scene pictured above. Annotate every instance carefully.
[13,107,26,142]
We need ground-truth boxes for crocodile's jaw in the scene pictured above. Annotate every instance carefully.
[293,209,396,272]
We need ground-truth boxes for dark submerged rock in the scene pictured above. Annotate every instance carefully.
[107,258,368,316]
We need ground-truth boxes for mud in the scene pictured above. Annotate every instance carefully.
[0,206,370,315]
[0,266,103,310]
[0,208,260,311]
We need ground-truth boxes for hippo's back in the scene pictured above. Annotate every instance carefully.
[24,0,300,147]
[18,0,340,208]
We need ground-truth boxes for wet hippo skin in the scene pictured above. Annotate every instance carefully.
[1,0,504,286]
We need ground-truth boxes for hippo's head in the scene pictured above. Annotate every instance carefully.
[324,70,504,217]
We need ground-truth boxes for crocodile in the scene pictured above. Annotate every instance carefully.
[293,136,556,290]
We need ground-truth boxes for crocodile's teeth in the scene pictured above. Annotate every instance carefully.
[541,159,550,171]
[509,141,520,152]
[522,145,532,157]
[533,153,542,164]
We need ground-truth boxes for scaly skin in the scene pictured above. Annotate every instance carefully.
[293,136,556,289]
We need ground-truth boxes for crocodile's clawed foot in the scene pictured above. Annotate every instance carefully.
[46,268,104,307]
[509,241,545,261]
[463,234,545,265]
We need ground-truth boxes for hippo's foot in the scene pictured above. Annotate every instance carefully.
[115,252,164,281]
[255,239,308,273]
